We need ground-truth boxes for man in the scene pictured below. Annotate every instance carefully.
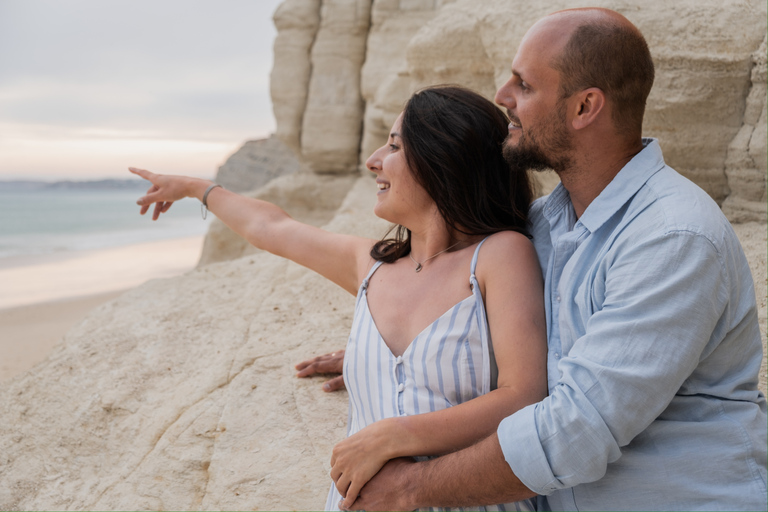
[297,8,767,511]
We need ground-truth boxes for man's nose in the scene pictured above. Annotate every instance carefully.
[495,79,516,110]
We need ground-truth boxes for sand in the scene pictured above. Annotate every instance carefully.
[0,291,126,382]
[0,236,204,382]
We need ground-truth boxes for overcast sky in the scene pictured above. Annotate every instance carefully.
[0,0,283,180]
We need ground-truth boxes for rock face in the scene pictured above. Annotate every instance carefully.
[271,0,767,211]
[213,136,305,193]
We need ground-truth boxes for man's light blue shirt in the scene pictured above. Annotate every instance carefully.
[498,139,767,511]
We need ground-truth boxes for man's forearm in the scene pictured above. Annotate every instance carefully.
[413,432,535,508]
[354,432,535,511]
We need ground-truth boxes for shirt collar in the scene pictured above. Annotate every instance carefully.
[543,138,666,233]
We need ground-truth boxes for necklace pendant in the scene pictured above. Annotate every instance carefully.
[415,263,422,272]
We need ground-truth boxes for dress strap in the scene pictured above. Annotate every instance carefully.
[470,236,491,276]
[362,260,384,290]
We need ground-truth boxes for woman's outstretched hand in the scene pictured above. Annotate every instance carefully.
[129,167,201,221]
[330,418,398,509]
[295,350,346,392]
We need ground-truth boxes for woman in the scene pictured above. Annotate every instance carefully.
[131,85,546,511]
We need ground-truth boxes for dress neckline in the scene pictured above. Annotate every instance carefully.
[363,291,475,358]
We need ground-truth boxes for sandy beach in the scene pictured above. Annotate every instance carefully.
[0,235,204,382]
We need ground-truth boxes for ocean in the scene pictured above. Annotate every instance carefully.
[0,179,212,262]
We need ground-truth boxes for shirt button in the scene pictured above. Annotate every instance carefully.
[395,356,403,365]
[554,352,560,358]
[397,383,405,392]
[555,295,561,302]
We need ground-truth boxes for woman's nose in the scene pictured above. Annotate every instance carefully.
[366,147,383,173]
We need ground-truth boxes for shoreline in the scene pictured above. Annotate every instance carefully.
[0,235,205,382]
[0,235,205,310]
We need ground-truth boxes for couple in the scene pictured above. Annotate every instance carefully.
[134,7,767,512]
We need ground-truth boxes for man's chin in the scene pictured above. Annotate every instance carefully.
[503,145,550,174]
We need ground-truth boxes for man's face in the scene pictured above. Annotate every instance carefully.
[495,19,575,174]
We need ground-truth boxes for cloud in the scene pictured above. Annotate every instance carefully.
[0,0,282,179]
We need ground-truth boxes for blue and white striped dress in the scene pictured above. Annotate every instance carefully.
[326,239,535,511]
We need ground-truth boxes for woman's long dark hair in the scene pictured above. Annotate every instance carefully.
[371,85,533,263]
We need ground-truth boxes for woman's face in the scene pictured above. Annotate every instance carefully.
[365,113,434,226]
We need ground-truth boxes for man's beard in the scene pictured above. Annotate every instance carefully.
[503,103,573,175]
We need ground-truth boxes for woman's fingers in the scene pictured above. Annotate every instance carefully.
[334,473,351,498]
[152,201,163,221]
[341,480,364,510]
[129,167,154,181]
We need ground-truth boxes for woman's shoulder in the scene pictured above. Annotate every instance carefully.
[480,230,535,254]
[475,231,539,274]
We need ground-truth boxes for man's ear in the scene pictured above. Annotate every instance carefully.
[571,87,606,130]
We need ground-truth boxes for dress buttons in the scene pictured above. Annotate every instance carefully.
[395,355,403,365]
[397,383,405,392]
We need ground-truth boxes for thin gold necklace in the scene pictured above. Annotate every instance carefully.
[408,240,462,272]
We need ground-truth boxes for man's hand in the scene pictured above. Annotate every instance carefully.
[295,350,345,392]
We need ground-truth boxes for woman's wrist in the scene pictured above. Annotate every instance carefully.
[379,416,412,459]
[187,177,216,201]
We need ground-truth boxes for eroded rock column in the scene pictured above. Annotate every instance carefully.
[723,36,768,223]
[271,0,322,155]
[357,0,442,166]
[301,0,372,173]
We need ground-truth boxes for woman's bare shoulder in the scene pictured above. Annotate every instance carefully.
[475,231,541,289]
[479,230,537,260]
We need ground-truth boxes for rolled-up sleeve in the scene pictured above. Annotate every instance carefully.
[497,229,730,495]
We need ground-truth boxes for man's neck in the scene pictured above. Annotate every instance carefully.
[559,139,644,218]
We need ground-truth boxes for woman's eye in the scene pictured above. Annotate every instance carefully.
[389,143,399,151]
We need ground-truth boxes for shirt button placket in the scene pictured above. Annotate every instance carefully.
[394,355,405,416]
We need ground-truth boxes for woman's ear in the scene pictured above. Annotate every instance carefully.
[571,87,606,130]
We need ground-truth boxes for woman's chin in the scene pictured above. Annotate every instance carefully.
[373,203,396,224]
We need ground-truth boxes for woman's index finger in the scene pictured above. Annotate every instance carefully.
[128,167,153,180]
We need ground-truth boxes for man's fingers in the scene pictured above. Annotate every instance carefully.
[296,351,344,375]
[323,375,345,392]
[297,360,331,377]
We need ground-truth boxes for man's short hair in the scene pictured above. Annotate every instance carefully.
[553,18,655,136]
